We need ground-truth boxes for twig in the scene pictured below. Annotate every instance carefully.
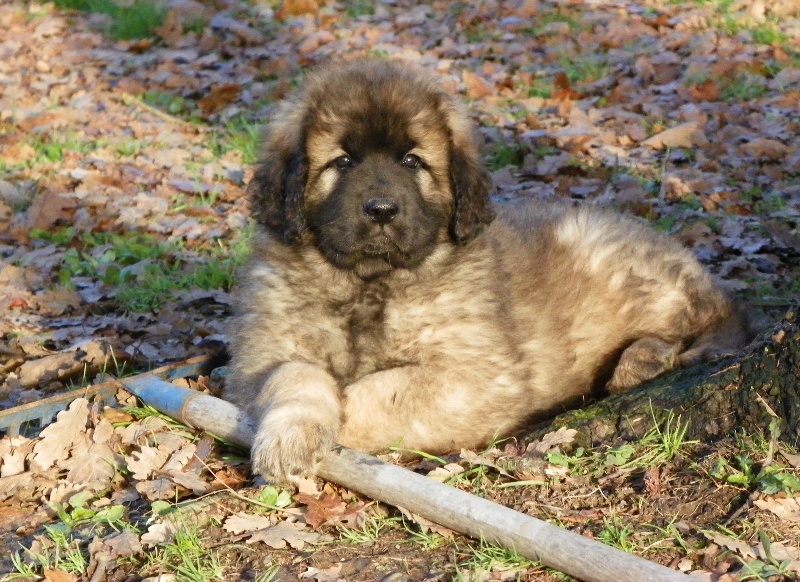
[121,93,209,133]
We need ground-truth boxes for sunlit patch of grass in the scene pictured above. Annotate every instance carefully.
[50,0,166,40]
[559,54,610,84]
[598,513,639,553]
[453,538,538,581]
[209,116,263,164]
[225,117,262,164]
[750,24,789,46]
[115,138,147,158]
[337,514,400,544]
[720,73,768,101]
[31,227,252,312]
[344,0,374,18]
[143,526,226,581]
[143,91,192,116]
[28,130,95,164]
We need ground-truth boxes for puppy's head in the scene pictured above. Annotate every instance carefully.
[247,60,495,278]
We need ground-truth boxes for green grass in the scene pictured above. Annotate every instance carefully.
[338,515,400,544]
[2,498,131,581]
[28,130,95,163]
[454,538,537,580]
[559,54,610,84]
[210,116,263,164]
[143,527,226,582]
[486,142,524,170]
[345,0,375,17]
[750,24,789,47]
[720,73,768,102]
[143,91,192,116]
[31,228,252,312]
[598,514,638,553]
[51,0,166,40]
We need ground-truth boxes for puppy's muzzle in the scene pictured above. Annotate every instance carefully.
[363,198,399,225]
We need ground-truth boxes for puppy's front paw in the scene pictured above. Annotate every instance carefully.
[250,413,336,484]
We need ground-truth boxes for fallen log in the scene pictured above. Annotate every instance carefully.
[125,374,688,582]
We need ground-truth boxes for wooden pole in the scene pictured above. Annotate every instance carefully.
[124,376,688,582]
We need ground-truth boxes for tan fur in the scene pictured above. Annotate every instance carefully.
[226,61,751,483]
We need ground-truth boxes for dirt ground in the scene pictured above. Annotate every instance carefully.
[2,0,800,580]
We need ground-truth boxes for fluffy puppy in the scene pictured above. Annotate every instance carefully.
[226,60,750,483]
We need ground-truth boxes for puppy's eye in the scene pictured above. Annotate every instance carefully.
[401,153,421,169]
[334,155,353,169]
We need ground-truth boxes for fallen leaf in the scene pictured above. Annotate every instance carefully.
[125,446,169,481]
[460,449,512,477]
[427,462,466,483]
[754,496,800,523]
[553,72,581,100]
[739,138,790,161]
[223,512,275,534]
[689,78,720,101]
[44,570,77,582]
[397,506,455,538]
[463,70,494,100]
[198,84,242,114]
[32,399,89,470]
[642,122,701,149]
[296,492,346,528]
[299,564,343,581]
[247,519,330,549]
[526,427,578,456]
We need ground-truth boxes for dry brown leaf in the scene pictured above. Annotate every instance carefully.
[427,462,466,483]
[24,193,76,231]
[154,9,184,44]
[689,78,720,102]
[247,519,330,549]
[62,439,119,485]
[739,138,790,161]
[125,446,169,481]
[642,122,701,149]
[525,427,578,456]
[100,531,144,560]
[44,570,77,582]
[223,511,275,534]
[32,398,89,470]
[277,0,319,19]
[296,492,346,528]
[167,470,210,494]
[462,70,494,100]
[198,84,242,114]
[553,72,582,100]
[397,506,455,538]
[754,496,800,523]
[460,449,512,477]
[299,564,343,581]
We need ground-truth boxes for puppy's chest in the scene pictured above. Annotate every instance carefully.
[328,281,412,384]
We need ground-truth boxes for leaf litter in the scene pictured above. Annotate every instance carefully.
[2,0,800,579]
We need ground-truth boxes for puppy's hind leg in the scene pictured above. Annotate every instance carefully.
[606,297,753,395]
[606,337,682,394]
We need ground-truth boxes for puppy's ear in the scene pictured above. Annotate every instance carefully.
[247,114,309,244]
[449,139,495,245]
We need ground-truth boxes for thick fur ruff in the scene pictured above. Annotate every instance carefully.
[226,60,751,483]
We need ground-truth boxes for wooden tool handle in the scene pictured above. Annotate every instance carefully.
[124,376,688,582]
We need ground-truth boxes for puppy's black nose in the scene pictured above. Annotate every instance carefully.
[363,198,399,224]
